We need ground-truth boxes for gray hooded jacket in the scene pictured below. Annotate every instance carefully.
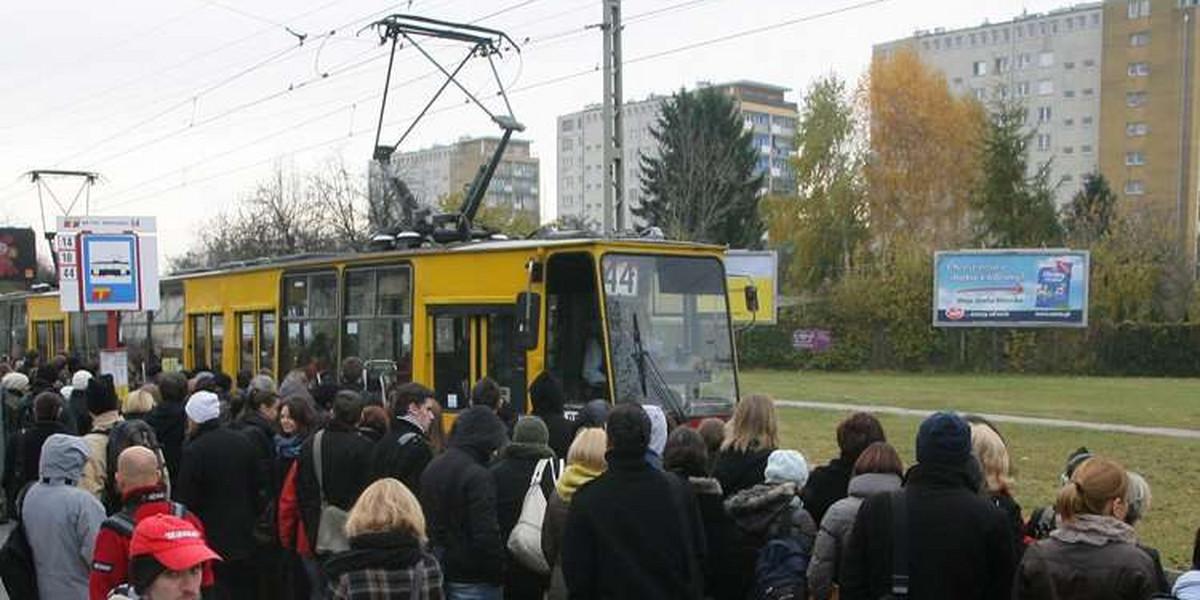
[23,433,106,600]
[807,472,903,600]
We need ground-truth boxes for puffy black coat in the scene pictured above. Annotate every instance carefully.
[370,418,434,494]
[840,462,1016,600]
[533,410,572,461]
[176,420,262,561]
[685,476,739,600]
[490,443,557,600]
[297,421,374,552]
[145,400,186,491]
[234,411,278,500]
[562,449,706,600]
[724,481,817,600]
[5,420,68,492]
[67,389,90,436]
[420,406,508,585]
[712,446,772,499]
[800,457,853,524]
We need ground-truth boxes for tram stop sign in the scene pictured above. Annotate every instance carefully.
[55,216,159,312]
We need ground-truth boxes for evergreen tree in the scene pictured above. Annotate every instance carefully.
[635,87,764,248]
[1061,171,1117,244]
[971,101,1063,247]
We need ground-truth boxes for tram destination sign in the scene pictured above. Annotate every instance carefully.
[933,249,1089,328]
[55,216,159,312]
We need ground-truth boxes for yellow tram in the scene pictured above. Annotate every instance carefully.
[2,237,744,421]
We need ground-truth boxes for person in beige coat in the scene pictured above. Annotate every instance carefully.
[80,374,123,500]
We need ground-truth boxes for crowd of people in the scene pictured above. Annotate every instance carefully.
[0,350,1198,600]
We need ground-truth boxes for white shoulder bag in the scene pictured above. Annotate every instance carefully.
[506,458,560,574]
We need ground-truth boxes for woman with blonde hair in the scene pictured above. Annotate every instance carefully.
[712,394,779,498]
[542,428,607,600]
[1015,457,1159,600]
[970,422,1024,553]
[324,478,444,599]
[122,386,158,421]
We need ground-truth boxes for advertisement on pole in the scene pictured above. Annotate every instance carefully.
[725,250,778,325]
[933,249,1089,328]
[56,216,159,313]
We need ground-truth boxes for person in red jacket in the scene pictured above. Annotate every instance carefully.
[90,446,215,600]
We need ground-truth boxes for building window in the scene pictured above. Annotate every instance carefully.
[1064,118,1075,126]
[1130,31,1151,46]
[1125,180,1146,195]
[1082,144,1093,154]
[1063,146,1075,154]
[1127,91,1148,107]
[1038,80,1054,96]
[1128,62,1151,76]
[970,33,978,45]
[1083,58,1096,68]
[561,120,574,132]
[1065,61,1076,69]
[1062,174,1075,183]
[1016,81,1031,96]
[1082,88,1095,96]
[1126,122,1149,136]
[1018,53,1033,69]
[1082,116,1094,126]
[1037,106,1052,122]
[1127,0,1151,18]
[973,61,988,76]
[1065,90,1077,98]
[1039,51,1055,67]
[1126,151,1147,166]
[996,57,1011,73]
[973,88,988,100]
[1037,134,1052,151]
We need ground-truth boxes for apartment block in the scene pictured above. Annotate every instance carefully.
[392,137,540,215]
[556,81,798,230]
[1098,0,1200,263]
[873,3,1106,209]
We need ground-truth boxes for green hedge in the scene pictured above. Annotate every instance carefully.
[737,321,1200,377]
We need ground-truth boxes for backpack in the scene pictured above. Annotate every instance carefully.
[0,483,39,600]
[752,530,813,600]
[101,499,187,537]
[103,420,167,513]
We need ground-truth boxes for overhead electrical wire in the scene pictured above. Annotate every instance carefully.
[92,0,891,213]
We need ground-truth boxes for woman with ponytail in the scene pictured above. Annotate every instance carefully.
[1014,457,1159,600]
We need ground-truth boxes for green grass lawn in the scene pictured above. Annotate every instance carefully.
[760,373,1200,570]
[743,370,1200,430]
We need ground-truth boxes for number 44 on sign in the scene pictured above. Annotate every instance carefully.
[604,262,638,297]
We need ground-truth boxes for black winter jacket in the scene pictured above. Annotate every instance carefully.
[297,421,374,553]
[724,481,817,600]
[712,446,773,499]
[420,406,508,585]
[176,420,262,561]
[5,420,68,492]
[800,457,853,524]
[840,462,1016,600]
[490,443,557,600]
[533,410,572,461]
[562,449,706,600]
[145,401,186,491]
[371,418,434,494]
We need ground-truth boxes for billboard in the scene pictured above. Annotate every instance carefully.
[56,216,159,312]
[725,250,778,325]
[934,249,1089,328]
[0,228,36,282]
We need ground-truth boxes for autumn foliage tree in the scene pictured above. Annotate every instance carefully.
[864,46,986,251]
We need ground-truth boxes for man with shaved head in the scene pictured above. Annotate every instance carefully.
[89,446,215,600]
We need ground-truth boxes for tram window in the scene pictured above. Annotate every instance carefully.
[190,315,210,370]
[12,303,27,359]
[0,304,10,357]
[282,271,339,375]
[51,321,65,356]
[69,312,107,363]
[151,286,184,371]
[239,313,255,374]
[342,266,412,382]
[121,312,152,379]
[35,322,49,357]
[211,315,224,369]
[260,312,275,373]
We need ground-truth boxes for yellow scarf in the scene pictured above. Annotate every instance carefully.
[556,463,603,502]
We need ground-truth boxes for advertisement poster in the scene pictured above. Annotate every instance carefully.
[100,349,129,397]
[934,250,1089,328]
[0,228,36,282]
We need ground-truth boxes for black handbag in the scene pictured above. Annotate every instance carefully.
[0,484,40,600]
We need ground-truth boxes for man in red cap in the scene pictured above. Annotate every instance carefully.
[91,446,214,599]
[106,513,222,600]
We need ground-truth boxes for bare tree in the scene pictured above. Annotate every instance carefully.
[310,157,370,252]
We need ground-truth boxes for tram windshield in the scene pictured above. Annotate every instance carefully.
[601,253,738,420]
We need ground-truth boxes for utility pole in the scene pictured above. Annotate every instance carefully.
[601,0,624,235]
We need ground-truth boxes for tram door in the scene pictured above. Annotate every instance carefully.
[429,306,526,414]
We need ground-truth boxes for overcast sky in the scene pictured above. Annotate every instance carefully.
[0,0,1072,268]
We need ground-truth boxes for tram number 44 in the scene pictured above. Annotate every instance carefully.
[603,262,639,297]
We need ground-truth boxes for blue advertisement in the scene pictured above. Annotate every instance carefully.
[80,234,141,310]
[934,250,1089,328]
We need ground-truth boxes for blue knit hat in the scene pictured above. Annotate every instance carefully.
[916,412,971,466]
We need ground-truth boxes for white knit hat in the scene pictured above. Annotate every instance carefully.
[72,370,93,390]
[765,449,810,489]
[185,391,220,424]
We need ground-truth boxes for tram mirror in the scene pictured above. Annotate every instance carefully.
[515,292,541,351]
[744,284,760,314]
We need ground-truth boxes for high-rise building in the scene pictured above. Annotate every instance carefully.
[392,136,540,215]
[1098,0,1200,264]
[556,80,798,230]
[873,3,1106,209]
